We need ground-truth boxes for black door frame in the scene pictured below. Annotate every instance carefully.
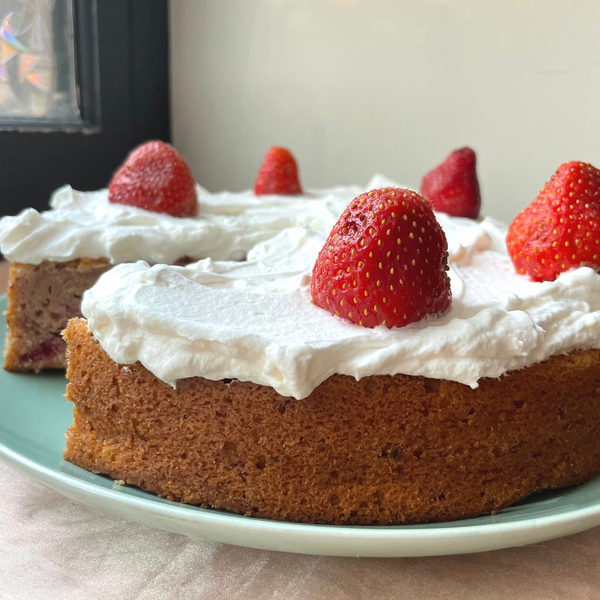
[0,0,170,219]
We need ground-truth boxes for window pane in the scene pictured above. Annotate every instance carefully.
[0,0,80,124]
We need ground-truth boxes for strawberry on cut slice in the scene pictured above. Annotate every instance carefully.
[506,161,600,282]
[108,140,198,217]
[254,147,302,196]
[420,147,481,219]
[311,188,451,328]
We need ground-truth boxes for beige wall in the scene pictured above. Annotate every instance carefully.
[170,0,600,222]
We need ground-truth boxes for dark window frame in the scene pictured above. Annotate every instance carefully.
[73,0,101,132]
[0,0,170,223]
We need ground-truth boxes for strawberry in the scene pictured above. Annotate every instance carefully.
[108,141,198,217]
[506,161,600,282]
[254,147,302,195]
[311,188,451,328]
[420,147,481,219]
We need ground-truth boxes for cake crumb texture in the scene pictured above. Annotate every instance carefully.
[3,259,110,372]
[64,318,600,525]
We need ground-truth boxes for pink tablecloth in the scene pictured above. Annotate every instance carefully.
[2,260,600,598]
[2,461,600,599]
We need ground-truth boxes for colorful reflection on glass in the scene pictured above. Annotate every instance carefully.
[0,0,79,121]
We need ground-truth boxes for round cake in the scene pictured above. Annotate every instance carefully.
[60,173,600,525]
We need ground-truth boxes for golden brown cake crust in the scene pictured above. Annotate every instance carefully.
[3,259,110,372]
[64,318,600,525]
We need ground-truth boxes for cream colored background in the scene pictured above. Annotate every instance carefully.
[170,0,600,223]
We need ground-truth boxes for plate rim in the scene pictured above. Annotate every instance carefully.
[3,436,600,542]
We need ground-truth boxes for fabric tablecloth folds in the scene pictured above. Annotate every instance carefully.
[2,462,600,599]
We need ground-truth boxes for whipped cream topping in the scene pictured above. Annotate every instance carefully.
[0,183,361,264]
[81,177,600,399]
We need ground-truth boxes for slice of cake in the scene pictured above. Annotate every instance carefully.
[5,258,110,371]
[1,144,357,371]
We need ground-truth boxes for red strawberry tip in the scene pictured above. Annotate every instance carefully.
[254,146,303,196]
[420,146,481,219]
[108,140,198,218]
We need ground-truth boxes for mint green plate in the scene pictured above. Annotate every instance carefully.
[1,294,600,556]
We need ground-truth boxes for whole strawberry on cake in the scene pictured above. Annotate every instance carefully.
[311,187,451,328]
[506,161,600,281]
[61,152,600,525]
[420,147,481,219]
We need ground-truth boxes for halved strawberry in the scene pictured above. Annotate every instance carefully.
[108,141,198,217]
[506,161,600,282]
[311,188,451,328]
[254,147,302,195]
[420,147,481,219]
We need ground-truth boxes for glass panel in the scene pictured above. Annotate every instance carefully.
[0,0,80,125]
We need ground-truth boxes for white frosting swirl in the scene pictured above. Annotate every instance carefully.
[80,177,600,399]
[0,183,361,264]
